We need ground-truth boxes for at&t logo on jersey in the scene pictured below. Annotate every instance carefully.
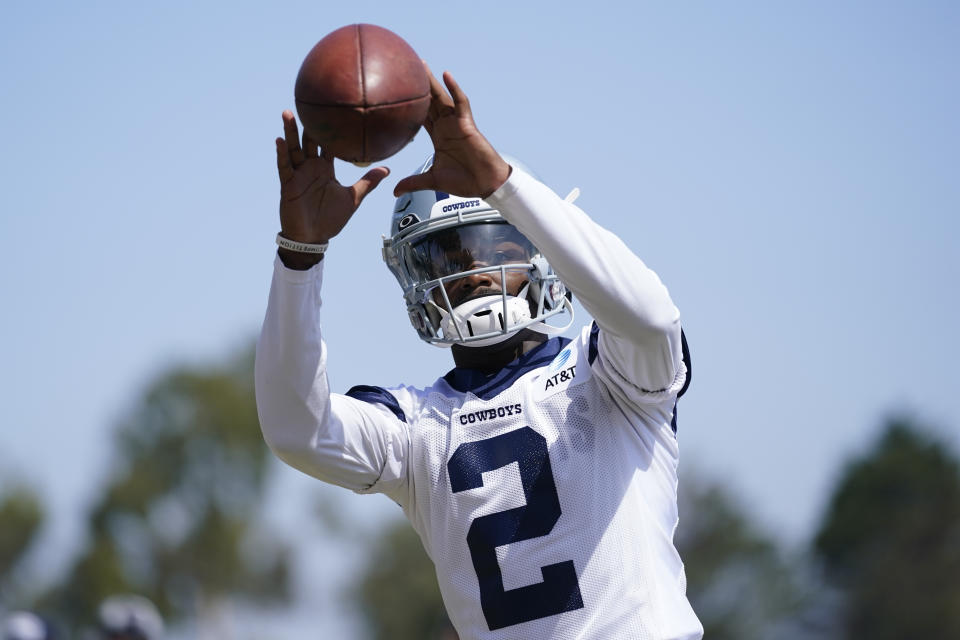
[544,364,576,390]
[543,347,577,390]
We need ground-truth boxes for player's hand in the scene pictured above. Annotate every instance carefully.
[393,66,510,199]
[276,110,389,253]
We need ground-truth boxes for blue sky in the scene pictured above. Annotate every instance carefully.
[2,1,958,636]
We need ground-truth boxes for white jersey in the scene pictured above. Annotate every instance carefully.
[255,169,703,640]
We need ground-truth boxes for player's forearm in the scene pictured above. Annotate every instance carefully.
[487,169,680,341]
[488,169,684,393]
[254,257,405,492]
[254,256,333,466]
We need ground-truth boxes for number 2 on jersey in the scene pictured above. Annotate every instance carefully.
[447,427,584,630]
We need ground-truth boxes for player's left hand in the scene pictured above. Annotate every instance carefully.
[393,65,511,199]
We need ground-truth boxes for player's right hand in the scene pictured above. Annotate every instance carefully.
[276,110,389,251]
[393,67,510,200]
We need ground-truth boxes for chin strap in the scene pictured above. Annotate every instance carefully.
[526,297,575,337]
[432,288,575,348]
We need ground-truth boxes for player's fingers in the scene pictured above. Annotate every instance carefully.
[302,128,319,159]
[443,71,472,117]
[276,138,295,184]
[318,147,338,172]
[282,110,305,167]
[424,61,454,110]
[351,166,390,208]
[394,170,435,197]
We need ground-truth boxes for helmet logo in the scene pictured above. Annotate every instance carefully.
[398,213,420,230]
[395,194,413,213]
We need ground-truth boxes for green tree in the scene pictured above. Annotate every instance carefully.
[351,519,454,640]
[676,471,803,640]
[44,346,292,633]
[813,418,960,640]
[0,484,45,605]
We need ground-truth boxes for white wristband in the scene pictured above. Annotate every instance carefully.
[275,233,328,254]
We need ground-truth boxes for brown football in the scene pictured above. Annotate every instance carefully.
[294,24,430,163]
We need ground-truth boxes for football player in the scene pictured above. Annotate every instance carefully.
[256,66,703,639]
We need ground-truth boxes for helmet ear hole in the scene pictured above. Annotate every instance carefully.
[527,255,568,311]
[408,306,438,338]
[527,255,548,303]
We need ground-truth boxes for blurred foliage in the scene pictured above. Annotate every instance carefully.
[813,418,960,640]
[0,484,45,603]
[351,520,455,640]
[675,471,804,640]
[41,345,292,632]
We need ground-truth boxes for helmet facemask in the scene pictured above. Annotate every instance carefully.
[386,216,572,347]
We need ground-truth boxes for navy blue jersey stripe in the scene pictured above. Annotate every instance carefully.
[672,330,691,434]
[443,336,571,401]
[678,329,691,398]
[588,321,600,365]
[345,385,407,423]
[672,330,691,432]
[588,322,688,433]
[589,323,691,398]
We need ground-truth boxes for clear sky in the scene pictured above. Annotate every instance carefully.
[2,0,958,636]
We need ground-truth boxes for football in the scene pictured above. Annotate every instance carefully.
[294,24,430,164]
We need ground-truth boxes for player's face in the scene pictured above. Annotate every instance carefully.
[439,259,529,308]
[410,223,534,308]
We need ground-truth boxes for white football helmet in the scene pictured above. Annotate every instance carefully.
[383,155,574,347]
